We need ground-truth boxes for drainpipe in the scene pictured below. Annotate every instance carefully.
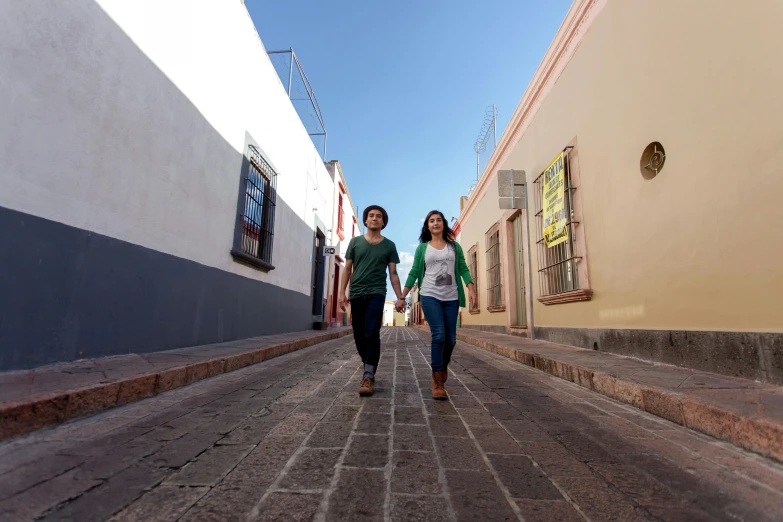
[523,183,535,341]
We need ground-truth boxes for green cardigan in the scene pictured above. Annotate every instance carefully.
[405,241,473,308]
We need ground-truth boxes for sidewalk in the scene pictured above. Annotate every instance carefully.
[444,327,783,463]
[0,327,352,441]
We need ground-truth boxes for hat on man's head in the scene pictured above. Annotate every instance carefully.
[363,205,388,229]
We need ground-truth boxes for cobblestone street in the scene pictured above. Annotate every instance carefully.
[2,327,783,521]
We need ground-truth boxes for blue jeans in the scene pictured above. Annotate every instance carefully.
[420,296,459,373]
[350,294,385,371]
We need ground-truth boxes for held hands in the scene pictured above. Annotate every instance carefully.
[394,298,406,313]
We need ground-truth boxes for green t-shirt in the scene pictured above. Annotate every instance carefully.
[346,236,400,298]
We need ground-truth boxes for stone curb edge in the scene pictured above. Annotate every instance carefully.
[419,326,783,463]
[0,329,353,442]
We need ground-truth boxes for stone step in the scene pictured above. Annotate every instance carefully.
[0,328,353,441]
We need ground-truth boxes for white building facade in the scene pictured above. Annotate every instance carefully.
[0,0,344,369]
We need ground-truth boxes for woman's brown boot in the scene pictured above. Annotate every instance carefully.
[432,372,447,400]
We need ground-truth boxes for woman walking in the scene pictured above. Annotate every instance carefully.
[400,210,477,400]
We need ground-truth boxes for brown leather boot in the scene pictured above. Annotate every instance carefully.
[432,372,447,400]
[359,376,374,396]
[443,368,448,382]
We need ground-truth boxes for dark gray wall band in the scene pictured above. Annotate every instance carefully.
[533,326,783,385]
[459,324,510,335]
[457,323,783,384]
[0,205,314,371]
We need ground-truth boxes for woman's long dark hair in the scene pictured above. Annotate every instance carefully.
[419,210,455,244]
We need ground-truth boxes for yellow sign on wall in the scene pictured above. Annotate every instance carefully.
[542,152,569,248]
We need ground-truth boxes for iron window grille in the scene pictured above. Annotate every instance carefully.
[235,144,277,268]
[468,246,480,312]
[532,146,581,296]
[485,230,502,307]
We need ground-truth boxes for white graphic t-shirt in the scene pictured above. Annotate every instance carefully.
[419,243,458,302]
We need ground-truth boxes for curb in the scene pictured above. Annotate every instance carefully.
[417,326,783,463]
[0,329,353,442]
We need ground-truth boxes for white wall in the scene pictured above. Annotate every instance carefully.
[0,0,333,296]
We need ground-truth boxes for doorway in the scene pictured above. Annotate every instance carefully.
[312,230,325,316]
[331,264,341,324]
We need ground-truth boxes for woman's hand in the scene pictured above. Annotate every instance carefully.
[469,288,477,309]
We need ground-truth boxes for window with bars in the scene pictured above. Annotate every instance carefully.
[485,227,503,308]
[532,145,591,301]
[231,142,277,271]
[468,244,480,313]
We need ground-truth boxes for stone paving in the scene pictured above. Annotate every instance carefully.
[450,327,783,462]
[1,327,783,521]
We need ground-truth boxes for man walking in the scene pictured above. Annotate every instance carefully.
[339,205,404,396]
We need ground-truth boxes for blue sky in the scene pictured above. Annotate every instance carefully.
[246,0,572,297]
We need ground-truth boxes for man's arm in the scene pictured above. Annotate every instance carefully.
[389,262,404,311]
[339,259,353,311]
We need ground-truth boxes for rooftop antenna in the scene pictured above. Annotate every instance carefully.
[473,104,497,185]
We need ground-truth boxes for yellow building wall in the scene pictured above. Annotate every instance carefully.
[460,0,783,333]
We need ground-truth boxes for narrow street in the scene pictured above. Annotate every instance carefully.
[1,327,782,521]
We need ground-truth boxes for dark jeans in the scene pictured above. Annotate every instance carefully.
[420,296,459,373]
[350,294,385,371]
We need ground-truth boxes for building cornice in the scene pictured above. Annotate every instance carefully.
[457,0,607,227]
